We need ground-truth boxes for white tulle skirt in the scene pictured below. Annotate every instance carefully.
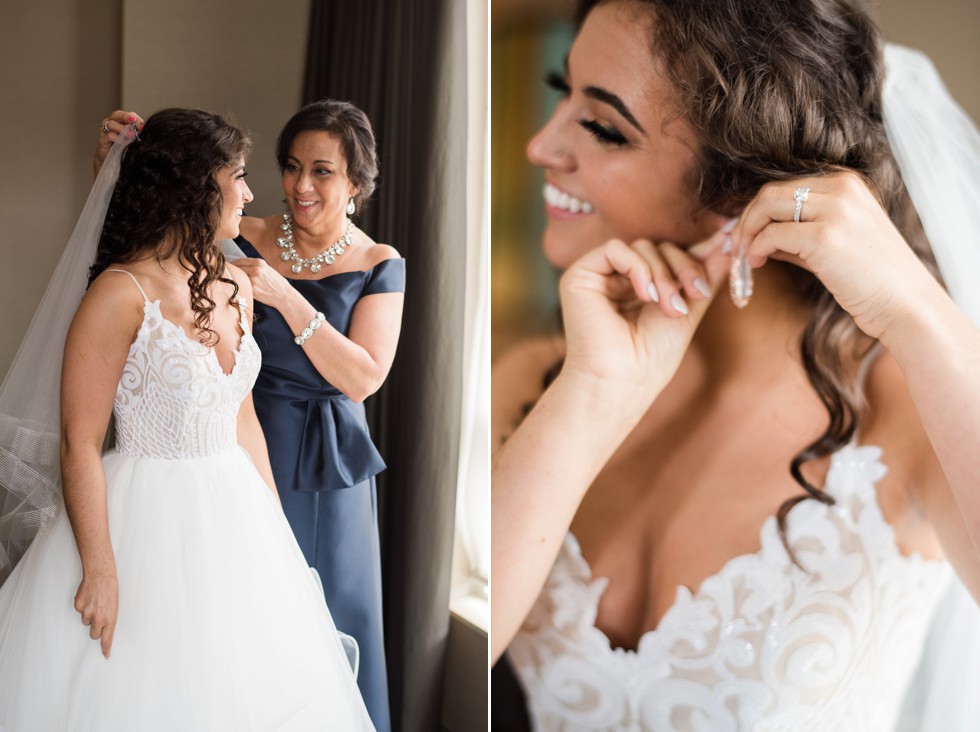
[0,448,374,731]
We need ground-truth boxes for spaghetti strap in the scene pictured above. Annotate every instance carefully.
[105,268,150,303]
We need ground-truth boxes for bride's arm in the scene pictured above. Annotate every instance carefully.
[881,284,980,591]
[236,393,281,507]
[491,234,730,662]
[227,266,281,506]
[737,172,980,597]
[60,274,143,659]
[491,370,655,662]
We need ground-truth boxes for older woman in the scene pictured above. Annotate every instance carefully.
[98,99,403,731]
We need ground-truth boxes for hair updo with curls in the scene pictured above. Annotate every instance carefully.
[89,107,252,346]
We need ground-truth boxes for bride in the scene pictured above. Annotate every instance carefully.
[492,0,980,730]
[0,108,374,730]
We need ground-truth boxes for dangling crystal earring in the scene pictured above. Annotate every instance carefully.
[346,196,356,216]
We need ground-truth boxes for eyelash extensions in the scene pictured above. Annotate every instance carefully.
[544,72,628,147]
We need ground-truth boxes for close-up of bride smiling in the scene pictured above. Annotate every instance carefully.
[0,2,490,730]
[491,0,980,730]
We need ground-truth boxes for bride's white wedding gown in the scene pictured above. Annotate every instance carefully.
[0,272,375,731]
[509,444,950,731]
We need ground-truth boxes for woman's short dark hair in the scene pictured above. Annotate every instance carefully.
[90,107,252,346]
[275,99,379,213]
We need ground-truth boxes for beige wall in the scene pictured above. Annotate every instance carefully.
[0,0,309,379]
[877,0,980,122]
[122,0,310,215]
[0,0,120,378]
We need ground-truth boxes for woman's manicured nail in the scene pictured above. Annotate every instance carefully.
[646,282,660,303]
[694,277,711,298]
[723,217,738,233]
[670,294,689,315]
[127,115,135,121]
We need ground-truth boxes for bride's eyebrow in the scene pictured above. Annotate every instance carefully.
[564,55,647,135]
[583,85,646,134]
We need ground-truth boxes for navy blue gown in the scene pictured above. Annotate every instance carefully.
[237,237,404,732]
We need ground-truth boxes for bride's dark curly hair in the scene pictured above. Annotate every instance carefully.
[573,0,940,562]
[89,108,252,346]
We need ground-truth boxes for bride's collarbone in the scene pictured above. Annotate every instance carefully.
[570,377,940,650]
[568,388,837,640]
[133,275,242,336]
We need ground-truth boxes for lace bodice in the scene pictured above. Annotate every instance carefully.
[508,445,950,731]
[112,294,260,459]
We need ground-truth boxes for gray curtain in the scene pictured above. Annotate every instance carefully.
[303,3,467,731]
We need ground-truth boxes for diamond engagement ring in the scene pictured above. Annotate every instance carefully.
[793,187,810,223]
[101,119,111,135]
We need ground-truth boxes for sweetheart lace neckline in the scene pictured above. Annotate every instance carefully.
[136,299,252,379]
[565,443,945,658]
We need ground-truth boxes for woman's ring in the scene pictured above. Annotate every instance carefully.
[793,187,810,223]
[101,119,111,135]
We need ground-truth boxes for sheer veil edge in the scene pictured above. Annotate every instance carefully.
[884,44,980,732]
[0,129,136,584]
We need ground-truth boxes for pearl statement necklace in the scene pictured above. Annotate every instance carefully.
[276,213,354,274]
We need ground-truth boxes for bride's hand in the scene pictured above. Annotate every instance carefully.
[733,171,942,340]
[559,228,730,402]
[74,570,119,659]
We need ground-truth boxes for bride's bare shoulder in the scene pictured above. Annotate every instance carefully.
[861,349,948,546]
[862,350,934,462]
[491,335,565,449]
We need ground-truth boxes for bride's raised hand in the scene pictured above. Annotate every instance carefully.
[733,171,944,342]
[559,227,730,402]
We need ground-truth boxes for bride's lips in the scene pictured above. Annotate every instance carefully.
[543,182,594,221]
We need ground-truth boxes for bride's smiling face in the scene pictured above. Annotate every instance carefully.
[527,0,725,269]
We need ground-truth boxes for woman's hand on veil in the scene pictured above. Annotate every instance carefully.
[94,110,144,177]
[74,571,119,659]
[732,171,947,342]
[558,227,730,406]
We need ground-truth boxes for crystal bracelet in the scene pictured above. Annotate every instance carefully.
[294,312,326,346]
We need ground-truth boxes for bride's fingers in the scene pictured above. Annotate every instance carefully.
[101,624,115,659]
[658,242,713,303]
[733,181,820,248]
[744,220,828,270]
[629,239,685,315]
[686,226,730,261]
[564,239,658,304]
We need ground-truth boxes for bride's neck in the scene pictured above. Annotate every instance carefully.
[690,262,813,383]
